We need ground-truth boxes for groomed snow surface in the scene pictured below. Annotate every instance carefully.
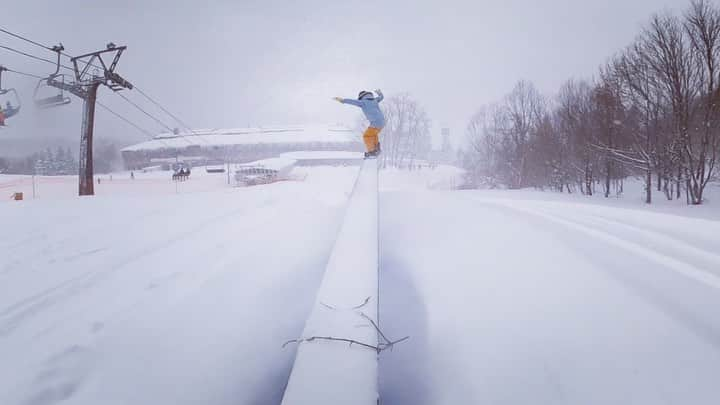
[1,165,720,405]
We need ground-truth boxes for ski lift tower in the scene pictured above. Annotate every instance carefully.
[46,43,132,196]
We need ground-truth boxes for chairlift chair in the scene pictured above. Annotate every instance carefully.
[0,88,21,118]
[0,67,21,120]
[33,44,72,109]
[33,74,72,109]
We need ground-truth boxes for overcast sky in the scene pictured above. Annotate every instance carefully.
[1,0,691,151]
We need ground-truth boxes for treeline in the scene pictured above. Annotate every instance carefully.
[0,143,120,175]
[379,93,433,169]
[461,0,720,204]
[0,147,77,175]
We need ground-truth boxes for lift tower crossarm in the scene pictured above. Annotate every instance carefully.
[71,44,132,92]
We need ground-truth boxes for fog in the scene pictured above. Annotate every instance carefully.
[1,0,688,151]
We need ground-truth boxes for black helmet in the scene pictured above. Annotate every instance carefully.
[358,90,374,100]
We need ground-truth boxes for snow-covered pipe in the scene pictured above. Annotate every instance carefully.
[281,159,380,405]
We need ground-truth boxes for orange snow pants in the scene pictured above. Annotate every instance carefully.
[363,127,382,152]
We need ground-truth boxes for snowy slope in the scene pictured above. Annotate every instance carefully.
[2,165,720,405]
[0,168,358,405]
[379,190,720,405]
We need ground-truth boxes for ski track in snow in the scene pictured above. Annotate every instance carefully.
[479,199,720,291]
[553,209,720,275]
[379,191,720,405]
[0,202,269,337]
[580,211,720,266]
[478,200,720,351]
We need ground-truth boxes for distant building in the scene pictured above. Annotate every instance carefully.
[120,124,362,170]
[428,127,455,165]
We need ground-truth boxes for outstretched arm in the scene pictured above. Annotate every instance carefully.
[375,89,384,103]
[334,97,363,107]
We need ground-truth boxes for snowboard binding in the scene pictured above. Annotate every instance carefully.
[364,142,381,159]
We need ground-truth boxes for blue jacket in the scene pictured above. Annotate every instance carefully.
[342,90,385,128]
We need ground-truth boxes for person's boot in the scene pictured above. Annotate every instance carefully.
[364,149,378,159]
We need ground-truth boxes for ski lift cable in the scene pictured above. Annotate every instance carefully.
[114,91,176,132]
[130,85,213,145]
[0,44,74,71]
[96,101,174,148]
[0,27,109,79]
[96,101,156,139]
[0,27,205,148]
[0,28,203,135]
[133,86,196,133]
[111,88,212,148]
[2,65,171,148]
[3,67,44,80]
[0,27,54,51]
[0,26,74,67]
[113,91,194,146]
[0,43,180,141]
[0,26,126,84]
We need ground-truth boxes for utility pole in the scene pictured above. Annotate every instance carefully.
[46,43,132,196]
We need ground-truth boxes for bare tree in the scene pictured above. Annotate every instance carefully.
[503,80,547,188]
[593,69,630,198]
[684,0,720,204]
[460,1,720,203]
[640,12,702,201]
[464,104,509,187]
[380,93,432,168]
[611,45,664,203]
[556,79,596,194]
[463,82,546,189]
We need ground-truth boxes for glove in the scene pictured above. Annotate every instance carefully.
[333,97,344,103]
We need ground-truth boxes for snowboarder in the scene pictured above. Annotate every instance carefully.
[0,104,6,127]
[334,89,385,158]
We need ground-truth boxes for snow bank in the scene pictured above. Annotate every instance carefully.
[282,159,379,405]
